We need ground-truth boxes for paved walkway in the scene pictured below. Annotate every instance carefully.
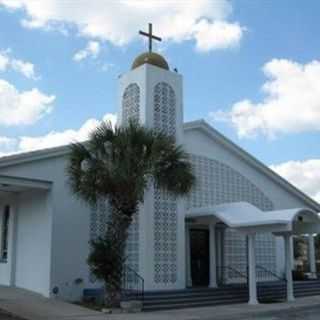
[106,296,320,320]
[0,310,23,320]
[1,286,320,319]
[0,286,103,320]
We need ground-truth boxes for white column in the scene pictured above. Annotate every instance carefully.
[308,234,317,278]
[290,236,295,268]
[185,227,192,287]
[216,228,222,284]
[209,223,217,287]
[247,233,258,305]
[284,234,294,302]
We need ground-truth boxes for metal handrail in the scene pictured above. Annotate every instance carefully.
[121,264,144,301]
[218,264,286,285]
[256,265,286,283]
[217,265,248,285]
[226,266,248,279]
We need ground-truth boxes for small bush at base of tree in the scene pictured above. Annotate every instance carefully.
[87,213,129,307]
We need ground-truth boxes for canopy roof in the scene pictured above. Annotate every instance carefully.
[0,174,52,193]
[186,202,320,235]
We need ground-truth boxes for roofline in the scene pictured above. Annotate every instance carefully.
[0,174,52,190]
[0,144,71,168]
[0,119,318,211]
[183,119,320,212]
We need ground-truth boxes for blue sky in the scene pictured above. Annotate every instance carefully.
[0,0,319,202]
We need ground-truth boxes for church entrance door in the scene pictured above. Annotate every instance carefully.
[190,229,210,287]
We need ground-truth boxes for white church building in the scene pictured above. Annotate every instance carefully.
[0,27,319,306]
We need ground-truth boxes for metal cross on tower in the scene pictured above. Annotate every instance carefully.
[139,23,162,53]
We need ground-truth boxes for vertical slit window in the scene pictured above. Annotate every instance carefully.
[1,205,10,262]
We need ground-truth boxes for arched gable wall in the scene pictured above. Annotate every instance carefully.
[187,154,276,278]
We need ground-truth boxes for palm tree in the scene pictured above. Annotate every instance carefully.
[66,120,195,304]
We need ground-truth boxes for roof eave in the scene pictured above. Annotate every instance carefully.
[183,119,320,212]
[0,144,71,169]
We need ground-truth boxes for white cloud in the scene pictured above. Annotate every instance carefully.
[73,41,101,62]
[0,49,37,79]
[212,59,320,138]
[0,53,9,71]
[0,137,17,156]
[102,113,117,126]
[0,79,55,126]
[11,59,37,79]
[0,0,244,52]
[0,113,117,156]
[270,160,320,203]
[18,118,101,152]
[193,20,243,51]
[0,0,21,9]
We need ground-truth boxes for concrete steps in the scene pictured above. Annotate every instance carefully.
[143,285,248,311]
[143,280,320,311]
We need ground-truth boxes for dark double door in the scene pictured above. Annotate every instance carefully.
[190,229,210,287]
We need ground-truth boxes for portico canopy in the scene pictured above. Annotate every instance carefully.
[186,202,320,235]
[187,201,320,305]
[0,174,52,193]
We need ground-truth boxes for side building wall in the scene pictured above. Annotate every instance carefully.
[14,190,52,296]
[0,155,92,300]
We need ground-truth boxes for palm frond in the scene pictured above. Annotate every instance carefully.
[152,142,195,195]
[66,120,195,215]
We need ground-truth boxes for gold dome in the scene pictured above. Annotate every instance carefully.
[131,52,169,70]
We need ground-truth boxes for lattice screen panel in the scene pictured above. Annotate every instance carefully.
[121,82,141,274]
[154,82,176,137]
[126,213,140,273]
[122,83,140,125]
[153,82,178,284]
[89,199,109,242]
[89,199,109,283]
[187,154,276,282]
[89,201,140,282]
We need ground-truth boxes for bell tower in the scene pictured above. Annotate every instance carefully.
[117,24,185,290]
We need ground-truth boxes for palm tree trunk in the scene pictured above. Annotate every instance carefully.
[104,208,134,307]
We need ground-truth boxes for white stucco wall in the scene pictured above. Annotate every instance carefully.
[118,64,184,144]
[119,64,186,291]
[14,190,51,296]
[0,122,316,298]
[0,155,91,300]
[184,128,309,210]
[184,127,317,276]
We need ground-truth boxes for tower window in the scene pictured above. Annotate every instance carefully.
[0,205,10,262]
[122,83,140,125]
[153,82,176,137]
